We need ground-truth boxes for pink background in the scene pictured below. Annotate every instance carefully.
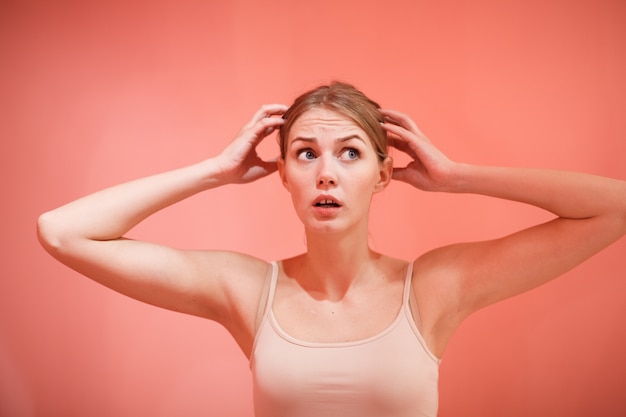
[2,1,625,416]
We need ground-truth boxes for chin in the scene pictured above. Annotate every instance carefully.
[305,219,363,237]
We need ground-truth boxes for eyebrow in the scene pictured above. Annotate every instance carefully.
[290,135,366,145]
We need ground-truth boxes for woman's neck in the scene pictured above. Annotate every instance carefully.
[297,229,380,300]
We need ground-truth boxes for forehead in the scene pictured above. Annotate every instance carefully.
[288,108,367,141]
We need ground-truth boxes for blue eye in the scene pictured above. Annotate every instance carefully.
[341,148,360,160]
[297,149,316,160]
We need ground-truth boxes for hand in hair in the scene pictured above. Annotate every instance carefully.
[215,104,289,184]
[381,109,454,192]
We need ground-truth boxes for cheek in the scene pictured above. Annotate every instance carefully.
[354,166,383,190]
[281,167,307,200]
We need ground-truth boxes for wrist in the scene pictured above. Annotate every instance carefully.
[443,162,475,194]
[194,157,235,190]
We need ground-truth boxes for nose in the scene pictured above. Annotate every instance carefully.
[316,156,337,188]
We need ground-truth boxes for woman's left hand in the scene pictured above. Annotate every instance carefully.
[381,109,455,192]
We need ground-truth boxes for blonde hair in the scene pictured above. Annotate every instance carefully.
[279,82,388,161]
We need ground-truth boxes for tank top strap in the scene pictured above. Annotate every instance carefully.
[402,261,414,305]
[266,261,279,309]
[254,261,279,335]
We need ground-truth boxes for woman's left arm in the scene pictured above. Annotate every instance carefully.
[446,164,626,309]
[382,109,626,315]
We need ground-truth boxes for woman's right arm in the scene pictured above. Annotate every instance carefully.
[37,104,288,340]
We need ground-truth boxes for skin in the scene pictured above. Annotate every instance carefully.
[37,103,626,360]
[274,108,402,343]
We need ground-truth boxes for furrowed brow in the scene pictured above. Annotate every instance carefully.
[291,137,316,145]
[336,135,366,144]
[290,135,365,145]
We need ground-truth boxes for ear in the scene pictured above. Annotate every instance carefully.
[374,156,393,193]
[277,157,290,191]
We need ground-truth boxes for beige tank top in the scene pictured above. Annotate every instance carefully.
[250,261,441,417]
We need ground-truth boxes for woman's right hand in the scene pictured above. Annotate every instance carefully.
[216,104,289,184]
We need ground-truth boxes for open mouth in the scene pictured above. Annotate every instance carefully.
[314,199,340,208]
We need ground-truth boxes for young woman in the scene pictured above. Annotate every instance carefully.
[37,82,626,417]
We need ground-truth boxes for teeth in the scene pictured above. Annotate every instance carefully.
[316,199,338,207]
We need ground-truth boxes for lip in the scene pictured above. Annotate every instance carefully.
[312,195,343,217]
[312,195,343,207]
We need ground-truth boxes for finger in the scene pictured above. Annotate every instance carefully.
[252,117,285,139]
[380,109,411,127]
[382,118,431,150]
[381,121,414,145]
[391,166,411,183]
[380,108,404,123]
[387,134,415,157]
[384,127,408,149]
[380,108,411,124]
[260,158,279,175]
[383,123,424,160]
[381,109,425,138]
[248,104,290,126]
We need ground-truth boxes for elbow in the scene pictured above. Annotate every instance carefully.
[37,210,67,255]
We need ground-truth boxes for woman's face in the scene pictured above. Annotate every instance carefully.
[278,107,392,235]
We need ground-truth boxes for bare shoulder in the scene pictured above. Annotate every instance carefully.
[410,244,468,356]
[187,250,273,356]
[188,250,271,313]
